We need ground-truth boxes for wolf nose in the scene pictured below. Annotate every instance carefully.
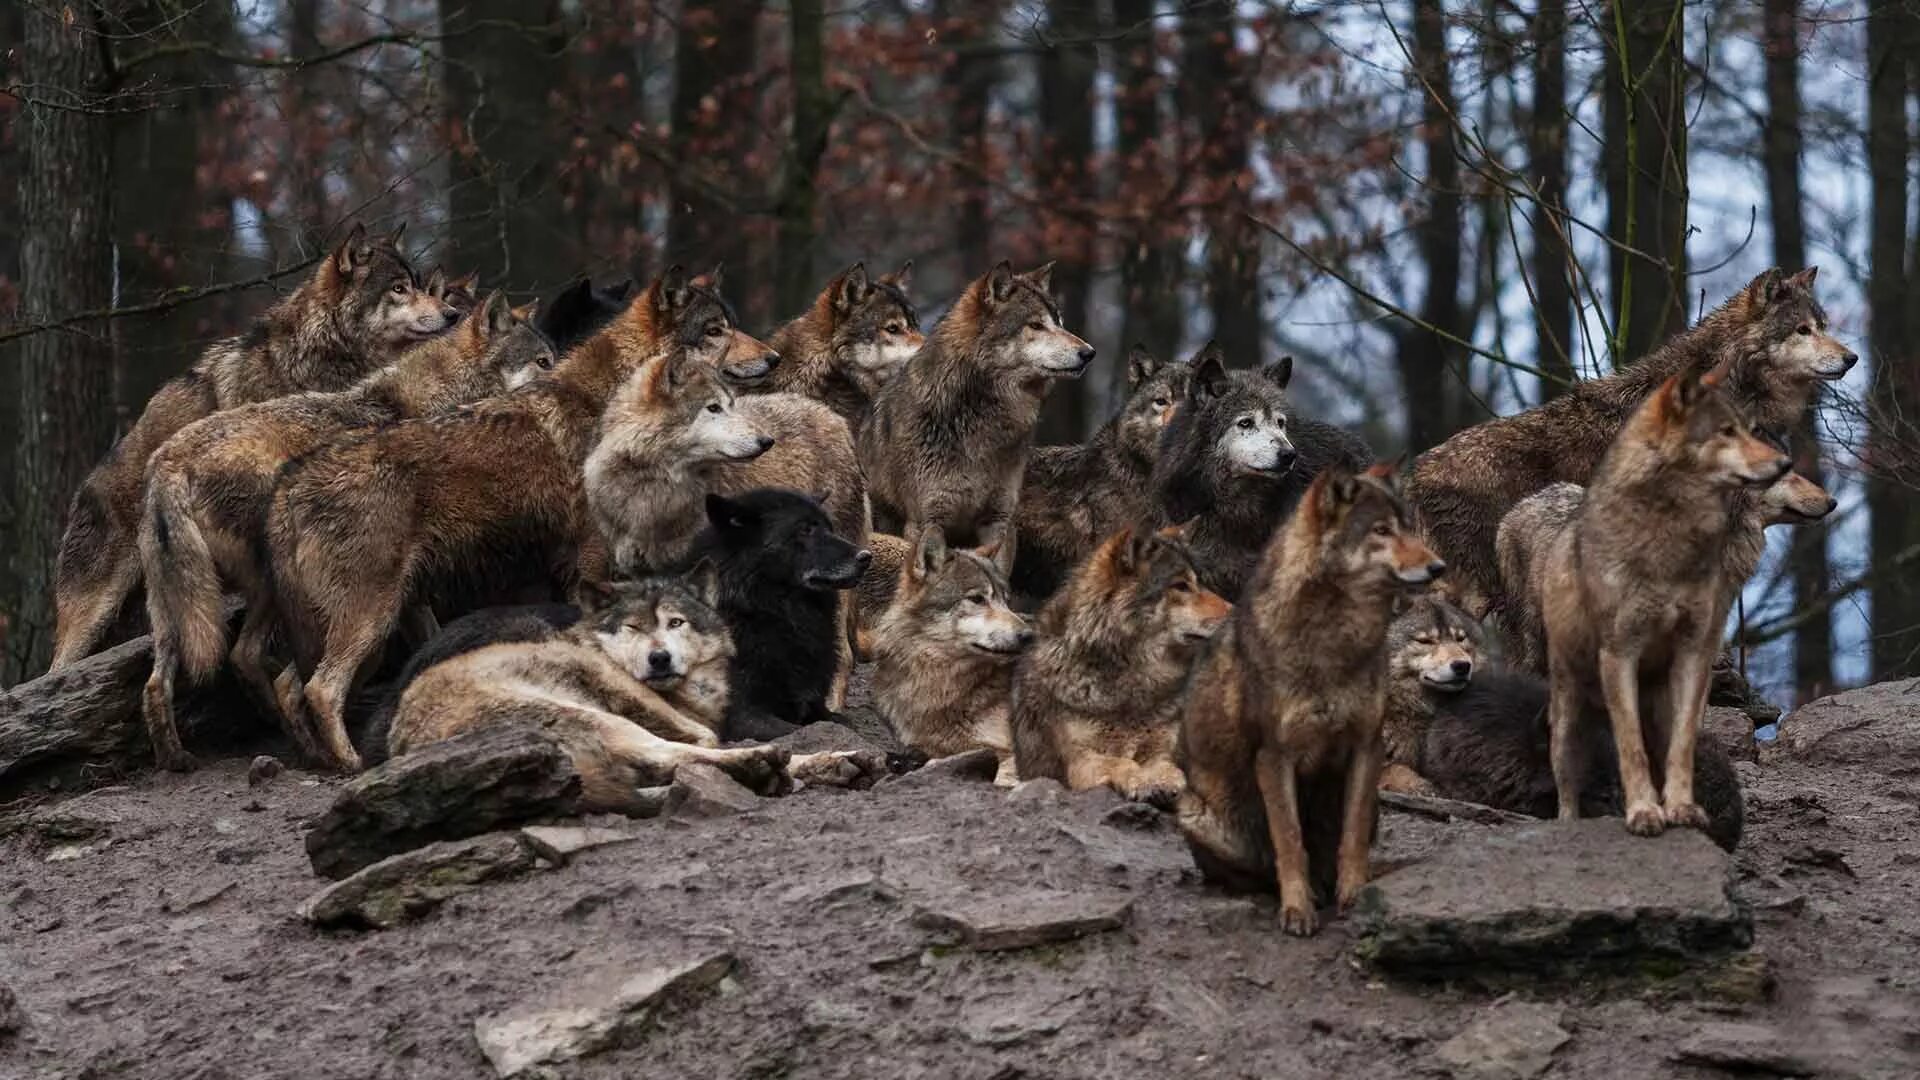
[1426,559,1448,580]
[760,350,781,371]
[646,649,673,674]
[1840,350,1859,371]
[1821,495,1838,516]
[1275,448,1298,471]
[755,435,775,453]
[854,549,873,569]
[1450,659,1472,677]
[1016,627,1035,648]
[1076,345,1096,365]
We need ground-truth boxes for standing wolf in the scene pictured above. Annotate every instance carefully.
[50,224,455,670]
[1010,526,1230,804]
[858,262,1094,578]
[1152,345,1372,600]
[759,262,923,426]
[1176,465,1443,936]
[136,295,552,770]
[1012,346,1192,598]
[1540,370,1790,836]
[1408,266,1854,618]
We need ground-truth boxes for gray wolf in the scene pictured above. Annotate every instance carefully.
[760,261,923,426]
[1379,594,1484,795]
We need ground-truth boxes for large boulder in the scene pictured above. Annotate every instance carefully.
[305,726,581,879]
[1353,818,1751,986]
[1773,680,1920,774]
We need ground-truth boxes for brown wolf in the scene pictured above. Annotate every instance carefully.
[853,531,910,659]
[136,294,552,771]
[265,268,762,771]
[1176,464,1443,936]
[1010,526,1231,804]
[1378,594,1484,795]
[1408,266,1854,618]
[869,527,1033,783]
[1540,371,1790,836]
[386,572,796,811]
[1011,346,1193,598]
[50,224,455,670]
[759,262,923,426]
[858,261,1094,578]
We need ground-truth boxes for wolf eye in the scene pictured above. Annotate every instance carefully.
[706,402,723,414]
[1371,521,1394,537]
[1413,635,1435,645]
[1797,325,1813,336]
[705,325,725,338]
[886,322,905,335]
[1236,417,1255,430]
[1720,424,1737,437]
[536,354,555,369]
[667,617,686,629]
[1453,630,1468,642]
[1167,580,1192,594]
[965,593,987,605]
[1027,320,1047,332]
[1152,397,1170,408]
[389,281,408,295]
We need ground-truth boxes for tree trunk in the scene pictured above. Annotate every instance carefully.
[285,0,330,242]
[1182,3,1260,368]
[1761,0,1829,703]
[670,0,764,309]
[1034,0,1098,443]
[775,0,830,320]
[1528,0,1573,394]
[10,5,118,683]
[1602,0,1688,367]
[942,0,997,275]
[1868,0,1920,681]
[1396,0,1463,454]
[440,0,575,293]
[1113,0,1179,360]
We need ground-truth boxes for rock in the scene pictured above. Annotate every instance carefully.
[776,871,892,906]
[1056,821,1190,877]
[913,888,1133,951]
[0,639,152,796]
[304,726,581,879]
[1671,1021,1816,1076]
[1702,707,1758,764]
[957,989,1087,1047]
[1007,777,1066,806]
[46,840,111,862]
[1353,818,1751,982]
[1775,680,1920,774]
[663,763,761,819]
[29,797,123,843]
[1433,1001,1569,1079]
[771,722,885,757]
[472,952,735,1077]
[1378,791,1535,827]
[519,825,641,865]
[298,832,538,929]
[247,755,285,787]
[1101,801,1170,830]
[883,748,1001,789]
[0,980,21,1036]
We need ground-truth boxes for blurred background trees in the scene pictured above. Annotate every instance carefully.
[0,0,1910,700]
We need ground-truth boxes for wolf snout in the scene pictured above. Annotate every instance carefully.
[1450,658,1472,677]
[1273,448,1298,474]
[646,649,675,676]
[754,435,776,454]
[854,548,873,570]
[1016,626,1035,649]
[1827,349,1859,377]
[1398,558,1446,584]
[1076,345,1096,366]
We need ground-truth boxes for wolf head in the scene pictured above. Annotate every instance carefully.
[1303,463,1445,589]
[824,261,924,393]
[419,291,557,399]
[431,267,482,315]
[1732,266,1856,386]
[1114,346,1194,467]
[540,276,637,353]
[321,223,458,350]
[1387,594,1483,693]
[1757,467,1837,527]
[892,527,1032,658]
[608,350,775,468]
[600,266,776,383]
[702,489,870,592]
[1081,525,1232,657]
[583,567,733,693]
[1643,369,1793,488]
[1180,343,1297,479]
[945,261,1094,381]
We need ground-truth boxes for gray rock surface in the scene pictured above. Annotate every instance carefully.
[913,888,1133,951]
[518,824,641,865]
[663,763,762,818]
[883,747,1001,789]
[1671,1021,1816,1077]
[1434,1001,1569,1079]
[297,832,538,929]
[1775,679,1920,773]
[472,952,736,1077]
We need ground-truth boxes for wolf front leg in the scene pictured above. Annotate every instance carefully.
[1254,745,1316,937]
[1658,635,1715,831]
[1335,731,1383,913]
[1597,644,1662,836]
[1547,647,1586,821]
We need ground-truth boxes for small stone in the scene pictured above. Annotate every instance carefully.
[1006,777,1066,805]
[1672,1021,1817,1076]
[771,722,885,757]
[776,871,890,907]
[247,755,285,787]
[1056,821,1190,877]
[1434,1001,1569,1079]
[473,952,735,1077]
[212,818,239,836]
[45,840,110,862]
[663,763,761,819]
[298,832,537,929]
[29,800,121,844]
[913,888,1132,951]
[883,748,1001,789]
[518,825,641,865]
[0,981,21,1036]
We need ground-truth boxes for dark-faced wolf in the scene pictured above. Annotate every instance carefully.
[761,262,923,426]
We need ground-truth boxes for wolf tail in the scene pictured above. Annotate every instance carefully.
[141,469,230,682]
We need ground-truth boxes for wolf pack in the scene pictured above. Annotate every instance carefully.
[42,223,1856,937]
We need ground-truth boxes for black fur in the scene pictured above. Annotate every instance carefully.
[538,277,636,353]
[1418,669,1745,851]
[688,489,869,740]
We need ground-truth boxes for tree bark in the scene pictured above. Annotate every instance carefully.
[1034,0,1098,443]
[440,0,575,293]
[285,0,330,243]
[1182,2,1260,368]
[1113,0,1180,361]
[775,0,830,320]
[942,0,997,275]
[10,3,119,683]
[1528,0,1573,394]
[1396,0,1463,454]
[670,0,764,311]
[1602,0,1688,367]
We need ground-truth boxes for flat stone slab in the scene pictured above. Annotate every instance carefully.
[1353,818,1750,981]
[1774,680,1920,774]
[1671,1021,1817,1077]
[519,825,641,865]
[298,832,538,929]
[1434,1001,1569,1079]
[473,952,735,1077]
[913,888,1133,951]
[663,763,762,818]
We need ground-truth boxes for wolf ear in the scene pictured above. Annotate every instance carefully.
[834,263,870,314]
[477,291,513,338]
[1113,527,1152,576]
[511,300,539,324]
[812,486,834,510]
[606,278,638,302]
[384,221,408,248]
[654,265,692,313]
[1023,261,1056,294]
[701,263,725,291]
[1786,266,1819,291]
[1743,267,1785,309]
[685,558,721,607]
[451,269,480,295]
[573,576,620,615]
[1260,356,1294,391]
[1126,345,1162,388]
[1317,466,1361,513]
[333,224,370,275]
[705,492,753,531]
[882,259,914,291]
[425,266,447,297]
[911,527,949,581]
[985,261,1017,305]
[1188,342,1230,402]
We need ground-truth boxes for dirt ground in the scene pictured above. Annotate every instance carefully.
[5,680,1920,1079]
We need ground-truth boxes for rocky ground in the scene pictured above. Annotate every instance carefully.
[4,676,1920,1079]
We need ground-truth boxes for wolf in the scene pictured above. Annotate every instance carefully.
[1010,526,1231,804]
[49,224,455,670]
[539,276,637,353]
[1540,370,1790,836]
[264,268,762,771]
[759,262,923,426]
[386,572,797,811]
[858,261,1093,578]
[1011,346,1193,599]
[691,490,870,741]
[1408,266,1855,619]
[136,294,553,770]
[1378,594,1485,796]
[1152,345,1373,600]
[1497,464,1836,676]
[869,527,1032,783]
[1176,464,1443,936]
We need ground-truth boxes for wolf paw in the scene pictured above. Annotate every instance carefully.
[716,745,793,796]
[1662,801,1710,830]
[788,750,887,790]
[1624,802,1666,836]
[1279,901,1319,938]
